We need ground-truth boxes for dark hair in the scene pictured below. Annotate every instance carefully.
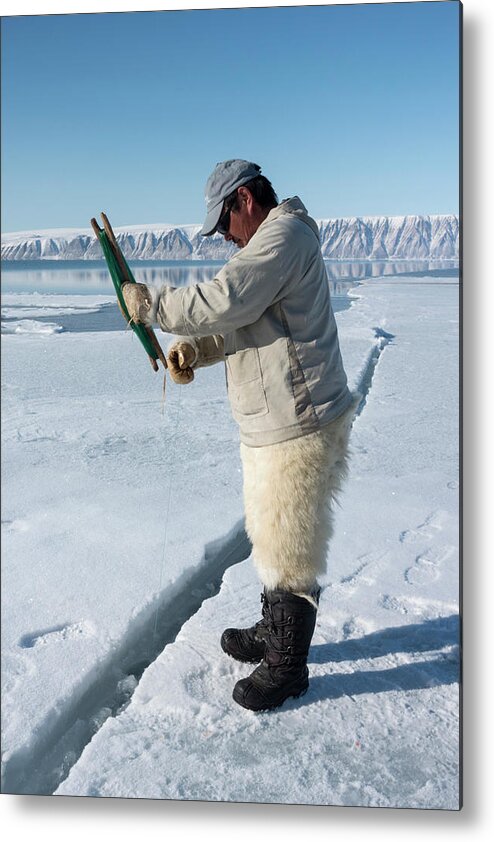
[227,175,278,211]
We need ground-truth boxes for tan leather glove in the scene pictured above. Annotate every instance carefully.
[121,282,152,324]
[167,341,196,384]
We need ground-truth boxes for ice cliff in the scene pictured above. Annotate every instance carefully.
[1,214,459,261]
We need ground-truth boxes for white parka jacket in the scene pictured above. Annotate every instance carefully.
[148,197,352,447]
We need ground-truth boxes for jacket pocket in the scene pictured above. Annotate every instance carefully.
[226,348,268,417]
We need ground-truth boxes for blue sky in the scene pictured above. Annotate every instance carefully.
[1,2,460,232]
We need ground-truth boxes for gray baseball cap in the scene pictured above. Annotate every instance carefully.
[200,159,262,236]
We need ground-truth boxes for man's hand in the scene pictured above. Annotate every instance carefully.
[167,341,196,384]
[121,282,152,324]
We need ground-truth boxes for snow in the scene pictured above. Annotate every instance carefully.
[1,292,114,310]
[1,274,459,808]
[1,319,64,335]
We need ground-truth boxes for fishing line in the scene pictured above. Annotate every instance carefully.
[151,376,183,643]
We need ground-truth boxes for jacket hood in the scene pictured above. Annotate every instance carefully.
[266,197,320,241]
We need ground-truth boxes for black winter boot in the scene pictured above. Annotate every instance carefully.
[221,592,269,663]
[232,589,318,712]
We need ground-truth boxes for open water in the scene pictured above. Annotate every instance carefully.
[1,259,459,334]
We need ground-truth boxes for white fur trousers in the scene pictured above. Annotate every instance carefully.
[240,402,356,594]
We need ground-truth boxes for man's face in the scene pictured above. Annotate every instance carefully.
[222,187,269,249]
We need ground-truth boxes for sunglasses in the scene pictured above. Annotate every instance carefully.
[216,193,238,235]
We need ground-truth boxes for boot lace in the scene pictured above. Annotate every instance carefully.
[260,596,307,667]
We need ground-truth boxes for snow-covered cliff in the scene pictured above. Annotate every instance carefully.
[1,214,459,261]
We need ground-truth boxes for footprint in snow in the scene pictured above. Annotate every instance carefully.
[19,621,96,649]
[404,545,455,586]
[341,617,368,640]
[379,593,459,618]
[331,551,384,592]
[379,594,412,615]
[399,510,448,545]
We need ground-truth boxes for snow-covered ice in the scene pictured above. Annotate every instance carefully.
[1,274,460,808]
[1,319,65,335]
[1,292,113,319]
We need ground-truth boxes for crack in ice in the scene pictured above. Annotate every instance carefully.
[1,520,252,796]
[355,327,395,416]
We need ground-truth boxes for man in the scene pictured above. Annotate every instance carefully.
[123,159,357,712]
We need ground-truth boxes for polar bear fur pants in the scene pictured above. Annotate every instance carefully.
[240,401,356,596]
